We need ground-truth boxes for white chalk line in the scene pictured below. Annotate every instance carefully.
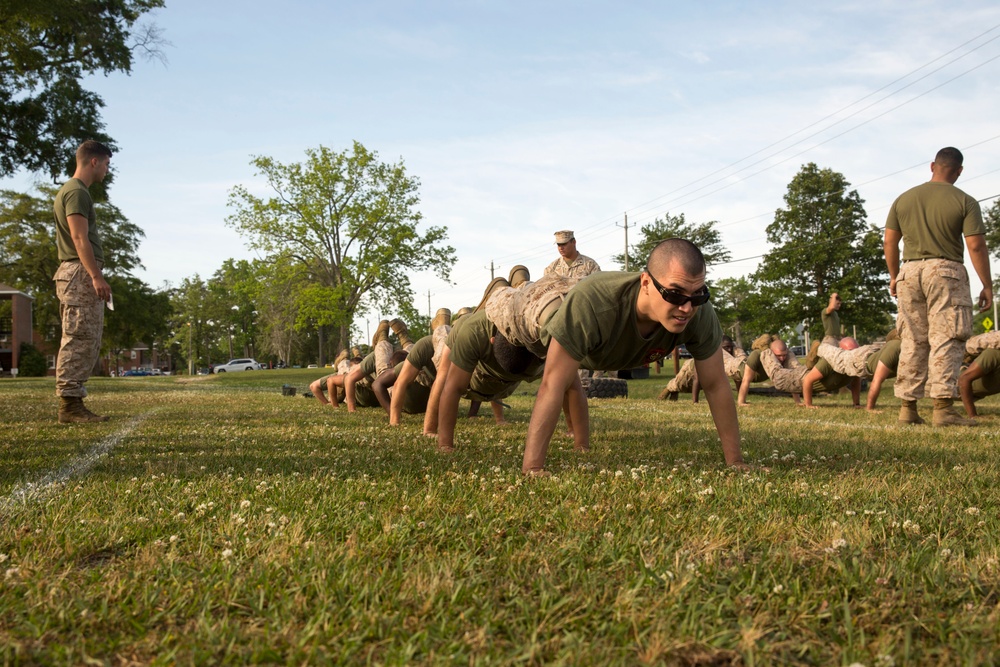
[0,411,156,516]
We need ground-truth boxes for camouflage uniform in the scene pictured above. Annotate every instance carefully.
[54,260,105,397]
[543,254,601,279]
[431,324,452,370]
[760,349,810,394]
[895,259,972,399]
[817,341,885,378]
[966,331,1000,356]
[665,348,746,394]
[485,274,580,358]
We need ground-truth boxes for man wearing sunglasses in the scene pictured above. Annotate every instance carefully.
[521,238,746,475]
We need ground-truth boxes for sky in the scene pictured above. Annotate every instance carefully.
[7,0,1000,340]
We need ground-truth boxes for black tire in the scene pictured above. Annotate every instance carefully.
[216,369,226,373]
[586,377,628,399]
[245,367,253,371]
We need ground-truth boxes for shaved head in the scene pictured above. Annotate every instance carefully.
[839,337,859,351]
[646,238,706,279]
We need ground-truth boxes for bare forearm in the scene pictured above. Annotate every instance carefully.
[522,381,565,473]
[703,379,744,466]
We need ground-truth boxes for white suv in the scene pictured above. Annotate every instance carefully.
[213,358,262,373]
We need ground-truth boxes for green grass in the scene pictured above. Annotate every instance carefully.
[2,370,999,665]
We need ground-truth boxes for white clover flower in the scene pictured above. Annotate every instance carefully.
[240,500,251,509]
[940,548,952,558]
[417,521,426,528]
[772,584,784,594]
[832,538,847,549]
[0,554,7,563]
[5,567,20,580]
[175,512,186,520]
[697,486,714,496]
[604,532,613,540]
[965,507,981,516]
[221,549,233,559]
[169,535,178,543]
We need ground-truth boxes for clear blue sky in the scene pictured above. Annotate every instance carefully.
[7,1,1000,338]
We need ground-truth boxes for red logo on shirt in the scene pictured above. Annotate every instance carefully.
[644,348,669,363]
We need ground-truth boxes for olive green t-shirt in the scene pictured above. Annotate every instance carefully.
[971,349,1000,399]
[865,339,902,377]
[821,309,841,338]
[53,178,104,263]
[394,361,431,413]
[540,272,723,371]
[885,182,985,262]
[404,335,437,388]
[811,358,852,394]
[447,310,544,392]
[741,349,766,379]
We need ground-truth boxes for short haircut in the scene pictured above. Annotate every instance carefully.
[76,140,113,165]
[646,238,706,278]
[493,331,540,375]
[935,147,964,170]
[770,339,788,353]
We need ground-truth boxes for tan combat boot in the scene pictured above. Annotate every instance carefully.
[389,318,412,348]
[508,265,530,288]
[453,307,474,322]
[58,396,109,424]
[932,397,976,427]
[372,320,390,346]
[333,349,349,366]
[898,400,925,425]
[475,277,510,312]
[430,308,451,330]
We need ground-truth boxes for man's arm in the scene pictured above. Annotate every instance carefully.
[691,373,701,403]
[849,377,862,407]
[965,234,994,311]
[737,367,755,406]
[866,361,893,411]
[800,367,824,408]
[344,366,365,412]
[694,347,745,467]
[437,362,473,453]
[423,348,452,436]
[389,361,420,425]
[371,368,397,415]
[522,338,582,474]
[67,214,111,302]
[884,228,902,298]
[959,362,985,418]
[825,292,839,315]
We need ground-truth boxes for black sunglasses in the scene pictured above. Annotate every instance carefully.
[646,270,710,306]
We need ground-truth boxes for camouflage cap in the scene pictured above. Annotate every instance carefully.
[554,230,574,244]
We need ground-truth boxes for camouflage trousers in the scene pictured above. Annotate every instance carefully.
[665,358,697,393]
[485,274,580,358]
[374,339,414,377]
[760,349,809,394]
[818,342,884,378]
[431,324,451,370]
[966,331,1000,356]
[665,349,745,393]
[894,259,972,400]
[54,261,104,398]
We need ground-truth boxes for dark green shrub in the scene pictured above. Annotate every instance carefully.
[18,342,48,377]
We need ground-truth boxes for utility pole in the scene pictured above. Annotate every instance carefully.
[485,261,500,279]
[616,212,631,271]
[427,289,432,320]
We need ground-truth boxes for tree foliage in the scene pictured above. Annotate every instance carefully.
[0,186,146,340]
[612,213,732,271]
[984,199,1000,263]
[226,142,456,359]
[0,0,166,181]
[752,163,894,342]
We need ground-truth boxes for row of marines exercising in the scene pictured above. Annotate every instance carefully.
[662,327,1000,417]
[309,239,1000,476]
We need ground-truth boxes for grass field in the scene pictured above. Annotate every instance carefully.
[2,370,999,665]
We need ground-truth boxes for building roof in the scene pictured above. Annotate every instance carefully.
[0,283,34,299]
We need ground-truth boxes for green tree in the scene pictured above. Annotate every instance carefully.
[753,163,893,342]
[984,199,1000,263]
[710,277,761,349]
[226,142,456,364]
[0,186,146,344]
[612,213,732,271]
[0,0,165,181]
[104,275,171,370]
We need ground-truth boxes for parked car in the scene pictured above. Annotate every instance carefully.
[676,344,692,358]
[122,369,151,377]
[790,345,806,357]
[213,358,263,373]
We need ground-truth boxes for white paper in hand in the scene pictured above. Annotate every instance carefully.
[106,294,114,311]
